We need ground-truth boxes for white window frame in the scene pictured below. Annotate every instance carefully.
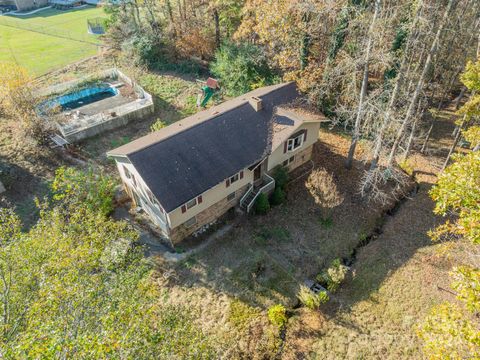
[229,173,240,184]
[185,216,197,228]
[287,134,303,152]
[186,198,197,209]
[123,165,132,179]
[227,191,236,201]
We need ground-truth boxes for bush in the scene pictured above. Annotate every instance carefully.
[268,304,287,329]
[297,285,329,310]
[210,41,276,96]
[254,193,270,215]
[305,168,343,220]
[399,159,414,176]
[270,187,286,206]
[150,119,167,132]
[316,258,348,293]
[122,33,167,68]
[51,167,117,216]
[272,166,289,190]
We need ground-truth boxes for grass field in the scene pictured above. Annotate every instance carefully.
[0,6,105,76]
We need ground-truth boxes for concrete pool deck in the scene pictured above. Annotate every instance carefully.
[67,92,133,116]
[41,68,154,142]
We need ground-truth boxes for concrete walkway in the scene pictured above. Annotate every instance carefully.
[112,205,239,262]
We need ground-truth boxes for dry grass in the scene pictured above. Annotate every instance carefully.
[282,102,462,359]
[151,131,415,357]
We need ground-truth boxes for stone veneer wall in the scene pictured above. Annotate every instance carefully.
[169,183,250,244]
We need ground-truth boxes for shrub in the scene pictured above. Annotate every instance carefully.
[316,258,349,293]
[122,33,167,68]
[272,166,289,190]
[297,285,329,310]
[150,119,167,132]
[254,193,270,214]
[210,41,276,96]
[320,217,334,229]
[399,159,414,176]
[305,168,344,220]
[228,300,260,330]
[270,187,286,206]
[268,304,287,329]
[51,167,117,216]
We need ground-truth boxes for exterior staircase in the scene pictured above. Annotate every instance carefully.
[240,188,258,211]
[239,174,275,213]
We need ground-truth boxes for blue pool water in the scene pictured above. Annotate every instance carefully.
[39,85,118,113]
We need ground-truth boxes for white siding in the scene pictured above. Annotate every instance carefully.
[114,157,170,235]
[267,122,320,171]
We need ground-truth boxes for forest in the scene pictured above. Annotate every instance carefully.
[0,0,479,358]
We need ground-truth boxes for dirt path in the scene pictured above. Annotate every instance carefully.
[282,105,460,359]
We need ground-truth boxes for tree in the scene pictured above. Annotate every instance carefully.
[345,0,381,169]
[210,42,276,96]
[51,166,117,216]
[305,168,343,220]
[0,169,215,358]
[0,63,44,141]
[443,59,480,169]
[418,134,480,357]
[254,193,270,215]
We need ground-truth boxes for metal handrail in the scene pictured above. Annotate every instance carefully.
[246,174,275,213]
[239,184,254,208]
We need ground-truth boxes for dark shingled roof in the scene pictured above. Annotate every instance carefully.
[110,82,300,212]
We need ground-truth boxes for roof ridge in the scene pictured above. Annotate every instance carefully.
[107,82,295,157]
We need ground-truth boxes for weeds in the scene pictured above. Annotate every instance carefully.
[297,285,329,310]
[228,299,260,330]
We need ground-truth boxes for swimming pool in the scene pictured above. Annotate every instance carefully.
[40,84,118,113]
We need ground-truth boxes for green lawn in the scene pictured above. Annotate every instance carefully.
[0,6,106,76]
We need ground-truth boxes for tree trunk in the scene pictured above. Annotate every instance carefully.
[421,68,463,153]
[442,117,464,171]
[387,0,455,167]
[369,0,424,171]
[402,101,423,162]
[300,13,312,70]
[213,8,220,49]
[345,0,381,169]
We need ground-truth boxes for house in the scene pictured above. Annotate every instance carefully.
[107,82,325,244]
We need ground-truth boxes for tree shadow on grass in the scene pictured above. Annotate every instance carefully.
[0,157,51,230]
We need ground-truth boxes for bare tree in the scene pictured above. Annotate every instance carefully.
[345,0,381,169]
[386,0,456,167]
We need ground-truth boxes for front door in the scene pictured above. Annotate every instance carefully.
[254,165,262,182]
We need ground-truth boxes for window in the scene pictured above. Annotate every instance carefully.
[123,165,131,179]
[186,198,197,209]
[226,171,244,187]
[287,134,303,152]
[123,166,137,187]
[227,192,236,201]
[283,155,295,167]
[185,216,197,228]
[146,189,163,211]
[230,173,239,184]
